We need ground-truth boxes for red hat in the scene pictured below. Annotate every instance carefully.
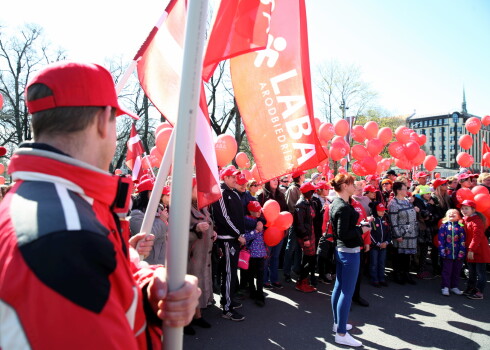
[415,171,429,178]
[458,173,471,181]
[363,185,376,193]
[300,181,318,193]
[461,199,476,208]
[162,186,171,195]
[469,174,479,178]
[247,201,262,213]
[220,166,240,179]
[26,62,138,119]
[236,172,248,185]
[376,203,387,211]
[366,175,379,182]
[316,180,331,190]
[432,178,448,189]
[291,170,306,178]
[136,179,154,193]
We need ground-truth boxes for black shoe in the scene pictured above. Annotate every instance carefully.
[463,287,476,296]
[191,317,211,328]
[406,274,417,285]
[284,274,292,283]
[394,273,406,285]
[222,310,245,321]
[353,297,369,307]
[220,300,242,309]
[255,296,265,307]
[184,325,196,335]
[272,282,284,289]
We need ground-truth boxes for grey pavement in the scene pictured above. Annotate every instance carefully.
[184,269,490,350]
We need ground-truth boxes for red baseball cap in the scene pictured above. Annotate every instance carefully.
[136,179,154,193]
[366,175,379,182]
[26,62,138,119]
[458,173,471,181]
[432,178,448,189]
[316,180,331,190]
[300,181,318,193]
[363,185,376,193]
[247,201,262,213]
[236,172,248,185]
[461,199,476,208]
[162,186,171,195]
[416,171,429,178]
[291,170,306,178]
[220,166,240,179]
[376,203,387,211]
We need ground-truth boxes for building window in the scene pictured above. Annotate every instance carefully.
[444,119,449,125]
[458,127,462,133]
[424,121,427,127]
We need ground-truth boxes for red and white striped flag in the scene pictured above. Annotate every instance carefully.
[126,124,145,182]
[135,0,221,208]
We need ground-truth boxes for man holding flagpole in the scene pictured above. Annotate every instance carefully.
[0,62,200,350]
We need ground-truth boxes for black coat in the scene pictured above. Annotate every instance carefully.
[329,197,363,248]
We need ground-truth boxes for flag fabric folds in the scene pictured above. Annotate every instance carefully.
[136,0,221,208]
[126,124,145,182]
[201,0,271,82]
[230,0,327,181]
[482,140,490,167]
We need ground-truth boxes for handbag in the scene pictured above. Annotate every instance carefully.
[238,248,251,270]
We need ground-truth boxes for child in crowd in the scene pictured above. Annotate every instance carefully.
[438,209,466,296]
[460,200,490,300]
[243,201,268,306]
[368,202,391,287]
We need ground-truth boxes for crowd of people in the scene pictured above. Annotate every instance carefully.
[1,61,489,349]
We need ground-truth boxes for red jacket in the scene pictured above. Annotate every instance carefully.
[0,144,162,350]
[351,199,371,246]
[463,214,490,263]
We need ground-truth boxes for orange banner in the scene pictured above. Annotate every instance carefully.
[230,0,326,181]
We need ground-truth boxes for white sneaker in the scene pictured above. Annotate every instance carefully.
[451,287,463,295]
[333,323,353,332]
[441,287,450,296]
[335,332,362,347]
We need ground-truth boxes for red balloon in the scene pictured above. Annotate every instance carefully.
[114,169,122,175]
[317,165,323,173]
[0,163,4,173]
[417,134,427,146]
[318,123,335,142]
[351,125,367,143]
[482,115,490,127]
[352,161,367,176]
[155,128,172,155]
[215,134,238,167]
[141,155,152,170]
[412,149,426,166]
[264,226,285,246]
[365,138,384,157]
[458,134,473,150]
[456,188,474,204]
[330,142,349,161]
[0,93,3,110]
[242,169,252,180]
[263,199,280,224]
[364,121,379,140]
[465,117,481,134]
[340,158,348,166]
[395,158,412,170]
[434,173,441,178]
[424,155,438,172]
[360,157,377,173]
[155,122,172,136]
[251,164,260,180]
[314,118,322,134]
[351,144,369,160]
[388,141,405,159]
[274,211,294,231]
[483,208,490,229]
[338,166,347,174]
[332,135,348,146]
[235,152,250,168]
[395,126,411,143]
[0,176,5,185]
[484,152,490,166]
[377,127,393,145]
[456,152,474,168]
[472,185,489,196]
[334,119,350,137]
[150,146,162,163]
[404,141,420,160]
[0,146,6,156]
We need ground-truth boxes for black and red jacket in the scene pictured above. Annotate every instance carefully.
[0,143,162,350]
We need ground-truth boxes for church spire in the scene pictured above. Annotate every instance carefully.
[462,87,467,114]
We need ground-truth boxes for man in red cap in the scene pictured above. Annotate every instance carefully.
[283,170,306,282]
[410,171,429,192]
[211,166,246,321]
[0,62,200,349]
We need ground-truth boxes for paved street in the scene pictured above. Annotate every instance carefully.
[184,269,490,350]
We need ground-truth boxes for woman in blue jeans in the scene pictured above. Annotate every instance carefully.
[329,173,368,348]
[257,178,288,288]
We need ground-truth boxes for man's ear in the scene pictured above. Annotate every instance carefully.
[96,106,112,138]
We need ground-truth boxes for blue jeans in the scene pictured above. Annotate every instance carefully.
[264,238,284,284]
[331,250,360,334]
[283,228,301,275]
[467,262,487,293]
[369,248,387,283]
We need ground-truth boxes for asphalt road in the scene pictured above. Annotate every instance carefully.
[184,269,490,350]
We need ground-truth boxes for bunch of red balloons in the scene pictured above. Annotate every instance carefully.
[262,199,293,246]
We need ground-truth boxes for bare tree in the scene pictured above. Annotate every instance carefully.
[0,24,65,148]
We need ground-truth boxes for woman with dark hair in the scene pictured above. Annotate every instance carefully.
[330,173,367,348]
[450,173,473,208]
[129,179,168,265]
[257,177,288,289]
[388,181,419,285]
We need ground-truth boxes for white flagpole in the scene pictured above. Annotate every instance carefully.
[164,0,208,349]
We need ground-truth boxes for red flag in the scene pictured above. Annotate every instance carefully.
[126,124,145,182]
[483,140,490,167]
[230,0,327,181]
[136,0,221,208]
[201,0,271,82]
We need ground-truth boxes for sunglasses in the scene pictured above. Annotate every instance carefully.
[281,180,289,183]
